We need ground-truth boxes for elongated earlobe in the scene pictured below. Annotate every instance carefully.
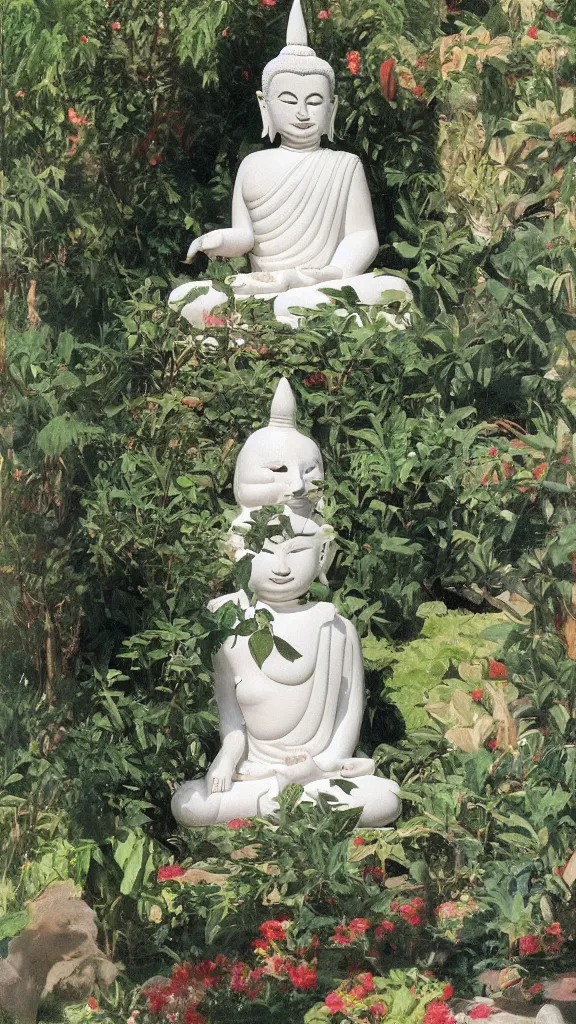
[328,95,339,142]
[257,90,276,142]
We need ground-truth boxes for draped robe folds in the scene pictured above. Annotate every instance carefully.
[234,607,353,776]
[246,150,360,273]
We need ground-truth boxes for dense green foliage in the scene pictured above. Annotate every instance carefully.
[1,0,576,1022]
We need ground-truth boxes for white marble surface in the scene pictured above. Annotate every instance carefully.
[169,0,412,328]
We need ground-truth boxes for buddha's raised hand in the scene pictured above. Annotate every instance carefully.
[186,230,225,262]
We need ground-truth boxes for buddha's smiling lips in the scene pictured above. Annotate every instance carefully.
[292,123,314,130]
[270,577,295,585]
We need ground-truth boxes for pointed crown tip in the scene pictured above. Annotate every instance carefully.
[268,377,297,428]
[286,0,308,46]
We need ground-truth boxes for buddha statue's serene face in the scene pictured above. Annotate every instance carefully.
[245,519,332,604]
[234,426,324,510]
[262,72,334,147]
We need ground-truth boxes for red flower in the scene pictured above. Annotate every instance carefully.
[15,90,25,97]
[251,938,268,950]
[546,8,559,18]
[318,8,330,18]
[526,25,538,38]
[390,901,399,911]
[331,924,351,946]
[259,918,289,941]
[424,1001,456,1024]
[353,836,366,846]
[443,985,455,1001]
[148,154,163,166]
[304,372,328,388]
[488,660,507,679]
[566,134,576,143]
[183,1011,204,1024]
[358,972,375,993]
[362,865,384,883]
[261,0,276,6]
[487,739,498,751]
[471,689,484,703]
[488,447,498,456]
[346,50,361,74]
[545,921,562,936]
[371,1004,388,1018]
[374,920,395,937]
[87,998,100,1011]
[325,992,345,1014]
[111,20,121,29]
[528,983,544,995]
[227,817,251,829]
[533,462,548,480]
[399,903,422,925]
[519,935,541,956]
[350,917,371,934]
[412,85,424,97]
[468,1007,492,1019]
[379,58,396,101]
[157,865,185,882]
[287,964,318,990]
[411,898,425,910]
[80,35,88,42]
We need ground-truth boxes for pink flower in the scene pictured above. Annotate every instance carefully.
[519,935,541,956]
[350,917,371,934]
[203,313,225,326]
[488,447,498,456]
[526,25,538,38]
[325,992,345,1014]
[80,35,88,42]
[227,818,251,829]
[528,983,544,995]
[87,998,100,1011]
[157,865,185,882]
[111,20,121,29]
[471,689,484,703]
[487,739,497,751]
[15,90,25,97]
[68,107,88,125]
[318,8,330,17]
[424,1001,456,1024]
[148,153,162,166]
[261,0,276,5]
[468,1006,493,1019]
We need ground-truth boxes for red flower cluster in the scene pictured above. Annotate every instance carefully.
[412,85,424,97]
[111,20,121,29]
[157,864,185,882]
[519,935,541,956]
[353,836,366,846]
[471,689,484,703]
[318,8,330,18]
[545,7,559,18]
[346,50,361,74]
[231,962,265,1000]
[226,817,251,829]
[468,1006,493,1019]
[287,963,318,990]
[488,659,507,679]
[259,917,290,942]
[374,920,395,938]
[80,34,88,42]
[399,897,425,926]
[325,973,377,1016]
[330,918,370,945]
[261,0,276,6]
[424,1000,456,1024]
[533,462,548,480]
[526,25,538,38]
[362,865,384,883]
[304,371,327,388]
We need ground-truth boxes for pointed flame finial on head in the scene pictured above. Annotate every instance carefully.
[268,377,297,429]
[286,0,308,46]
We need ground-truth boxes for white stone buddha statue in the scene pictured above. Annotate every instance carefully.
[171,510,402,828]
[168,0,412,329]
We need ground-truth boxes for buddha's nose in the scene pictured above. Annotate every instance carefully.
[296,104,310,121]
[273,568,292,577]
[286,467,306,495]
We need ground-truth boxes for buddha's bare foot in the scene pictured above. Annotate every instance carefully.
[340,757,375,778]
